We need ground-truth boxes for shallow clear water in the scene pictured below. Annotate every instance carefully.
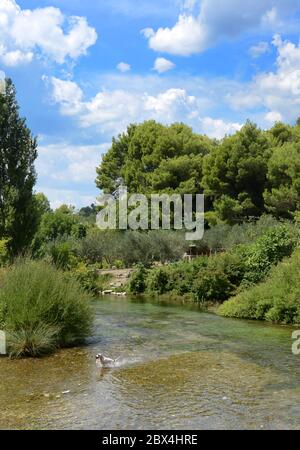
[1,296,300,430]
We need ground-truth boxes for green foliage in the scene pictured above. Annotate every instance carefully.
[203,215,293,251]
[202,121,270,223]
[95,118,300,226]
[146,268,170,295]
[0,259,93,357]
[96,121,213,195]
[193,269,232,303]
[78,229,188,267]
[71,222,87,239]
[240,225,297,284]
[128,263,147,294]
[69,263,100,294]
[33,193,51,220]
[219,250,300,324]
[32,210,87,256]
[49,241,79,270]
[128,224,297,305]
[0,79,38,254]
[264,142,300,218]
[37,211,76,241]
[0,239,10,266]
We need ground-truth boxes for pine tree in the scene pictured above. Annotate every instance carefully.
[0,78,38,254]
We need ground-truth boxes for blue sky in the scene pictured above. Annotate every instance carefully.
[1,0,300,208]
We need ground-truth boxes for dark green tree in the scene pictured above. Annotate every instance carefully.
[96,120,213,195]
[202,122,270,223]
[0,79,38,254]
[264,142,300,218]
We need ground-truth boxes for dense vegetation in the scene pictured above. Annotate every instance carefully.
[219,249,300,324]
[0,260,93,357]
[128,221,298,306]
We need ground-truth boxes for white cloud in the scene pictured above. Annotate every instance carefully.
[47,77,201,134]
[144,88,196,119]
[143,0,299,56]
[153,57,175,73]
[117,62,131,72]
[36,142,110,208]
[45,34,300,143]
[37,142,108,184]
[249,41,270,58]
[199,117,243,139]
[142,14,207,56]
[228,35,300,122]
[0,0,97,66]
[0,48,33,66]
[48,76,84,115]
[265,111,283,123]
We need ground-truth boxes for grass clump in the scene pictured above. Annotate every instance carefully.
[219,249,300,324]
[0,259,94,357]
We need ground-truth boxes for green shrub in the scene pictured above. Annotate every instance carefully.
[49,241,78,270]
[128,264,147,293]
[0,259,93,357]
[193,269,232,303]
[219,250,300,324]
[113,259,125,269]
[241,225,297,284]
[146,268,170,295]
[165,262,199,295]
[69,263,99,294]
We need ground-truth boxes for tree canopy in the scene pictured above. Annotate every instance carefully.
[96,118,300,225]
[0,79,38,254]
[96,121,214,195]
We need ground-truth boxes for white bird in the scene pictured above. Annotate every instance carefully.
[95,353,117,368]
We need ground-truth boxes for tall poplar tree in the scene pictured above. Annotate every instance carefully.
[0,78,38,254]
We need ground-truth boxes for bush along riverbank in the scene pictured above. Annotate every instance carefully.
[219,249,300,324]
[128,225,299,319]
[0,259,94,357]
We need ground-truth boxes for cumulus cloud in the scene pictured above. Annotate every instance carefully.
[47,76,201,134]
[142,15,207,56]
[144,88,196,119]
[0,0,97,66]
[265,111,283,123]
[143,0,299,56]
[45,34,300,143]
[199,117,243,139]
[117,62,131,72]
[228,35,300,122]
[153,57,175,73]
[48,76,84,115]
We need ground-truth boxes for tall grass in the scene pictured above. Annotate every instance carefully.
[0,259,94,357]
[219,249,300,324]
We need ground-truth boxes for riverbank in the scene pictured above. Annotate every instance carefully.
[125,225,298,324]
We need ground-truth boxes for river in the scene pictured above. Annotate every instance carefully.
[1,296,300,430]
